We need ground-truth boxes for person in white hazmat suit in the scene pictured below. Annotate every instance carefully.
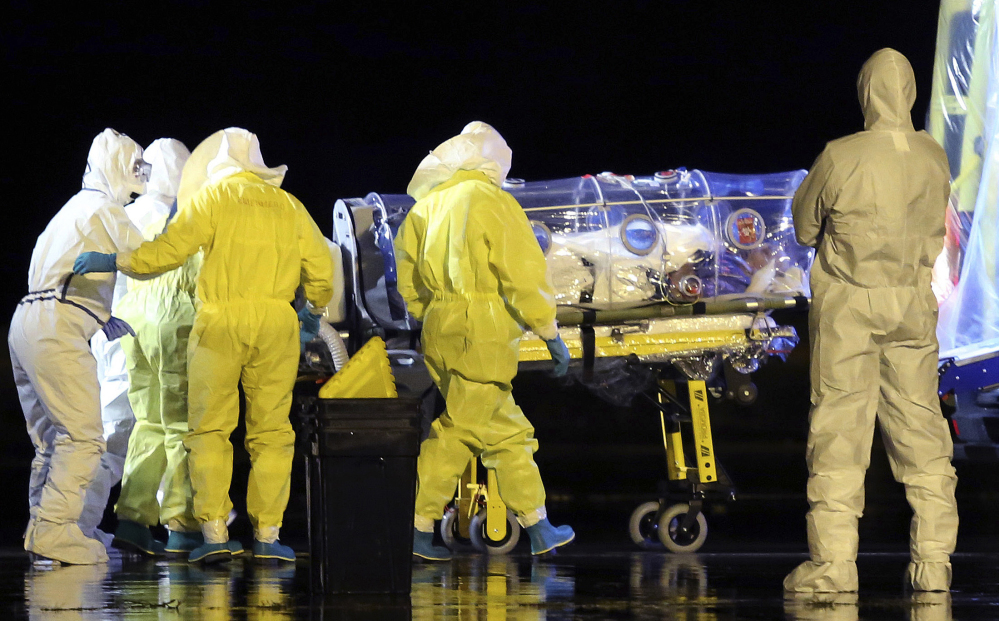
[783,49,959,593]
[8,128,147,565]
[109,138,204,557]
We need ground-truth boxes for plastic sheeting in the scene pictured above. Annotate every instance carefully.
[515,170,813,308]
[929,0,999,354]
[336,169,813,330]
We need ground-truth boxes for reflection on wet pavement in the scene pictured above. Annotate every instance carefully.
[9,548,999,619]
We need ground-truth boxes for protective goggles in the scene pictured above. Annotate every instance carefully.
[131,157,152,183]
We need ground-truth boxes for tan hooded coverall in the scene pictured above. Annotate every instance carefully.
[783,49,959,593]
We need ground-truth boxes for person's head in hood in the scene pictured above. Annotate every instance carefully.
[857,48,917,132]
[206,127,287,187]
[176,128,287,208]
[144,138,191,200]
[407,121,513,201]
[82,128,148,205]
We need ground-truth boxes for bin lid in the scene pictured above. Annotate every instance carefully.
[310,397,422,421]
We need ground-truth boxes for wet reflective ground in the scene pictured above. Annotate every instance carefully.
[6,547,999,620]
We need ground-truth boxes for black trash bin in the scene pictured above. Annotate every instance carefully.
[302,396,421,595]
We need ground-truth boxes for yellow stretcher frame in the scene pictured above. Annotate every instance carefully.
[450,459,511,547]
[519,329,750,362]
[518,319,752,553]
[660,379,717,485]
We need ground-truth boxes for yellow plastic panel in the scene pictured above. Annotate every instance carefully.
[687,380,718,484]
[318,336,398,398]
[485,469,508,542]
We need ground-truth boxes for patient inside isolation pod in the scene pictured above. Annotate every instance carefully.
[520,169,813,309]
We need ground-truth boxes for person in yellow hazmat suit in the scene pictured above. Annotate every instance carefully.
[107,137,204,557]
[395,121,574,561]
[73,128,334,564]
[783,49,959,593]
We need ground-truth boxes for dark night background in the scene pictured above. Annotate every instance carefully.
[3,1,996,554]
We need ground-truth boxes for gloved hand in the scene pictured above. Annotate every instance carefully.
[73,252,117,275]
[545,334,570,377]
[299,306,323,351]
[102,317,135,341]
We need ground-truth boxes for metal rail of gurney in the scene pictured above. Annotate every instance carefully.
[938,338,999,461]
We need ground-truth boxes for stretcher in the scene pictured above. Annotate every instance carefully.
[318,168,813,553]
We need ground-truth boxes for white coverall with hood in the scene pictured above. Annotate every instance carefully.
[783,49,959,593]
[8,128,146,564]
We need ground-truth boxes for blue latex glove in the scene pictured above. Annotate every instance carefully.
[102,317,135,341]
[73,252,117,275]
[299,307,322,351]
[545,334,570,377]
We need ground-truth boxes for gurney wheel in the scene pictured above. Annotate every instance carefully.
[734,382,758,406]
[440,506,473,551]
[469,510,521,555]
[628,501,664,549]
[657,503,708,553]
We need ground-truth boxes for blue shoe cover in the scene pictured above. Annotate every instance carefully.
[253,540,296,562]
[525,519,575,555]
[112,519,166,556]
[165,531,204,555]
[412,529,451,561]
[189,542,233,564]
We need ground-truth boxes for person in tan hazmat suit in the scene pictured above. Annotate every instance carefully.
[783,49,958,593]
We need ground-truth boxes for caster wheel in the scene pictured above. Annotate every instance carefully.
[657,503,708,553]
[628,501,664,549]
[440,506,473,551]
[469,510,520,555]
[735,382,758,405]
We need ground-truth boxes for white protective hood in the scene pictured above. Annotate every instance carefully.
[857,48,917,132]
[144,138,191,199]
[81,128,146,205]
[407,121,513,201]
[126,138,191,237]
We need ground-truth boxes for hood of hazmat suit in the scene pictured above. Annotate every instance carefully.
[126,138,191,233]
[783,49,957,594]
[144,138,190,200]
[82,128,148,206]
[406,121,512,201]
[175,128,287,209]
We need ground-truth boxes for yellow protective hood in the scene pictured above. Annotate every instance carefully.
[857,48,917,131]
[407,121,513,201]
[177,128,287,208]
